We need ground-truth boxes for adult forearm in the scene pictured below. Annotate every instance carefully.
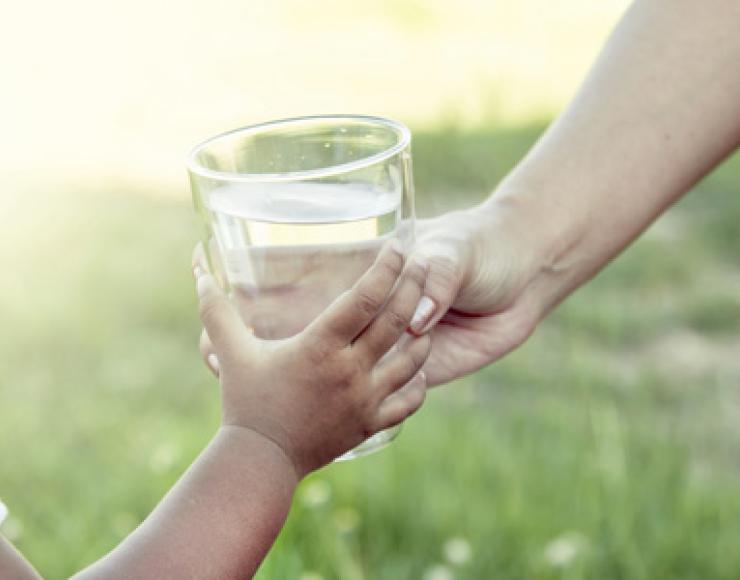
[490,0,740,313]
[74,426,298,579]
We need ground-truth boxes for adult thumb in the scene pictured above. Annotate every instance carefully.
[408,241,465,335]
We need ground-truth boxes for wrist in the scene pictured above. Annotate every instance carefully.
[216,424,304,486]
[476,181,588,316]
[485,179,585,267]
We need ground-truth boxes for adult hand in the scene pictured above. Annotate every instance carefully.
[196,198,551,388]
[408,199,548,387]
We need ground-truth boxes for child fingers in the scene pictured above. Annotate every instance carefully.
[195,269,252,361]
[353,257,428,362]
[304,239,405,346]
[372,334,431,399]
[372,371,427,432]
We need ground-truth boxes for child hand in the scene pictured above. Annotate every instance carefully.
[194,241,430,477]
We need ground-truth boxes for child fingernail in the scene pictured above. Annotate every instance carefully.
[207,353,220,374]
[410,296,436,332]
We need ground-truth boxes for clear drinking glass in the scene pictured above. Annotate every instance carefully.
[188,115,415,460]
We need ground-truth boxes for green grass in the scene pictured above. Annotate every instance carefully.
[1,125,739,579]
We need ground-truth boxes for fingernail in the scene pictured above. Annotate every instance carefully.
[196,272,215,299]
[193,265,205,279]
[410,296,436,332]
[207,353,220,374]
[417,370,426,385]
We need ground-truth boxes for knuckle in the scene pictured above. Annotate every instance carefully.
[335,374,354,391]
[398,352,420,379]
[303,338,335,366]
[403,336,431,369]
[428,255,463,290]
[379,251,404,278]
[406,261,429,286]
[331,359,359,390]
[355,289,383,316]
[415,334,432,360]
[385,309,411,333]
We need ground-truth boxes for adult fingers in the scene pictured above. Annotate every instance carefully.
[408,240,465,335]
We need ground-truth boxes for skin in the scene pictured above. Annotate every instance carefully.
[406,0,740,385]
[199,0,740,386]
[1,241,430,579]
[9,0,739,575]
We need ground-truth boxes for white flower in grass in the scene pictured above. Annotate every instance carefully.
[149,441,180,473]
[544,531,588,568]
[299,479,331,509]
[300,573,325,580]
[423,564,455,580]
[333,506,361,534]
[443,537,472,566]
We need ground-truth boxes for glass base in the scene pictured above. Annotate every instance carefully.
[335,424,403,462]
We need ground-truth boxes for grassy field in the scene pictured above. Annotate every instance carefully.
[1,124,739,579]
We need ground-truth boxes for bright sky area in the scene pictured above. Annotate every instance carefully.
[0,0,630,196]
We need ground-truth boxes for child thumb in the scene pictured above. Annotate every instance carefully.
[195,269,250,357]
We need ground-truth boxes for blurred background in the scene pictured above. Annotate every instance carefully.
[2,0,740,578]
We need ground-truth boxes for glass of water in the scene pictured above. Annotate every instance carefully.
[188,115,415,460]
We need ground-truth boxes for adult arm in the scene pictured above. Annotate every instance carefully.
[493,0,740,310]
[412,0,740,385]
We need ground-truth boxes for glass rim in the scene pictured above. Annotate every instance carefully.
[187,114,411,183]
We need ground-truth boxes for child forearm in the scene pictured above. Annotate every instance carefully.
[73,426,298,579]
